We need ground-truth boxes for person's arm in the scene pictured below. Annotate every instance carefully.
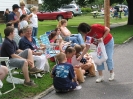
[102,26,110,40]
[16,49,23,54]
[77,44,90,61]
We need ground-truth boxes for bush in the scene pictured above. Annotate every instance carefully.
[81,7,92,13]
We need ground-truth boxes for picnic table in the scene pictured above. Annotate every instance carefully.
[91,11,104,18]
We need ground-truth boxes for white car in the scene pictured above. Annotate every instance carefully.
[60,4,82,16]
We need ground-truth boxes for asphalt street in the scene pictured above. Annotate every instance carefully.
[41,39,133,99]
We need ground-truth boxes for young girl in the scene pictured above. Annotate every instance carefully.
[19,14,28,29]
[29,6,38,37]
[65,46,85,82]
[72,44,96,77]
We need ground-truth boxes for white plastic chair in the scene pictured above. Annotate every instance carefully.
[0,57,15,95]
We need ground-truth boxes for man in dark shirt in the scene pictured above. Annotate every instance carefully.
[8,4,20,36]
[1,26,43,87]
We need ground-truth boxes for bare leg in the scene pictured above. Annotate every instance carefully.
[0,66,8,80]
[27,49,35,69]
[21,61,30,82]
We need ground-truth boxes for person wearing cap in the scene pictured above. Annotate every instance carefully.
[77,23,114,83]
[8,4,20,34]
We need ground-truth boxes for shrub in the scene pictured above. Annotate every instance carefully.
[81,7,92,13]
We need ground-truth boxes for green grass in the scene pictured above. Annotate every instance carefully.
[111,25,133,44]
[0,14,132,99]
[0,60,55,99]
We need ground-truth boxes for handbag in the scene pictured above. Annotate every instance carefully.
[90,39,108,65]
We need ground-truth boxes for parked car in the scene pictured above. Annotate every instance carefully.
[37,10,73,21]
[60,4,82,16]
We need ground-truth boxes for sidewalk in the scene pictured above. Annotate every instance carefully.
[33,22,129,99]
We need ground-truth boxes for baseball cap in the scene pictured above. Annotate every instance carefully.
[12,4,20,9]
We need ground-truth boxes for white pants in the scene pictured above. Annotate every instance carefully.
[33,55,49,72]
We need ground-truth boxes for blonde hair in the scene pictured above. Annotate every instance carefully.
[30,6,38,12]
[22,25,32,33]
[57,19,67,28]
[55,52,66,63]
[20,0,25,6]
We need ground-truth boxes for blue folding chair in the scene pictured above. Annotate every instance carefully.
[33,36,40,48]
[40,34,60,59]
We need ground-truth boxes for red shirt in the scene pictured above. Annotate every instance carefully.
[86,24,112,45]
[67,58,72,64]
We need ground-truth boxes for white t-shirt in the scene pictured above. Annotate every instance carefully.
[19,8,28,16]
[19,20,28,29]
[72,55,82,67]
[29,13,38,28]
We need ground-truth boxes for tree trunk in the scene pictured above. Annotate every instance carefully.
[126,0,133,25]
[104,0,110,28]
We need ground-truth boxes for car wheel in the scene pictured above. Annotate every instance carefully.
[57,15,63,21]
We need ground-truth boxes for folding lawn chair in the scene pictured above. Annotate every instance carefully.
[0,57,15,95]
[40,34,60,63]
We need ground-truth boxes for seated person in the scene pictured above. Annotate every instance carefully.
[18,29,25,37]
[1,26,42,87]
[19,25,49,76]
[72,44,96,77]
[6,22,14,27]
[0,65,8,88]
[57,19,85,46]
[51,52,81,93]
[65,46,85,82]
[6,21,21,46]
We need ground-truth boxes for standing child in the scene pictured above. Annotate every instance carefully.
[51,52,81,93]
[19,14,28,29]
[29,6,38,37]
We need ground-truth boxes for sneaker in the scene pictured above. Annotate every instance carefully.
[24,80,37,87]
[96,76,104,83]
[74,85,82,90]
[84,76,86,79]
[0,80,3,88]
[29,67,43,74]
[109,72,115,81]
[36,73,43,78]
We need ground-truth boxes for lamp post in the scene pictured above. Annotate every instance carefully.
[104,0,110,28]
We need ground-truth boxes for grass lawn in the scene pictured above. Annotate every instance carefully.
[0,15,133,99]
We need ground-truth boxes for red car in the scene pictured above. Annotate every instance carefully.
[37,10,73,21]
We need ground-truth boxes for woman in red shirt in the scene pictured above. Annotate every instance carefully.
[77,23,114,83]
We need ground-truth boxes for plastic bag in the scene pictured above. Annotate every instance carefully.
[90,40,108,65]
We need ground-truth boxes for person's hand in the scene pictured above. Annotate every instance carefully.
[74,65,80,68]
[77,55,82,61]
[97,38,103,43]
[26,59,33,66]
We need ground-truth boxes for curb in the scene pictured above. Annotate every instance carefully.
[33,86,54,99]
[123,36,133,44]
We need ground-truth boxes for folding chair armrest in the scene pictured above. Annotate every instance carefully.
[0,57,9,62]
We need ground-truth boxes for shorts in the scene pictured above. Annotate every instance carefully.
[9,49,28,68]
[55,81,77,93]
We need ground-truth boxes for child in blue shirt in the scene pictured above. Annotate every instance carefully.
[51,52,81,93]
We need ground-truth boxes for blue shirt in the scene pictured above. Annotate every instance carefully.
[1,37,18,58]
[52,63,75,90]
[19,36,37,51]
[8,12,18,28]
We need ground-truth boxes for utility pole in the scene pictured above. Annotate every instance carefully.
[104,0,110,28]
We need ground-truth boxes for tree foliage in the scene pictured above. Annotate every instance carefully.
[42,0,72,11]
